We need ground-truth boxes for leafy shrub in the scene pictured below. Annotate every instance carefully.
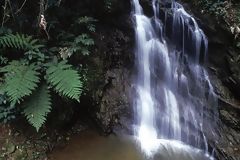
[57,34,94,60]
[0,33,85,131]
[104,0,113,11]
[0,33,45,61]
[0,94,16,123]
[196,0,230,19]
[77,16,97,32]
[192,0,240,47]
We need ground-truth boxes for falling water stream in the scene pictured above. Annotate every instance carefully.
[50,1,219,160]
[133,0,218,158]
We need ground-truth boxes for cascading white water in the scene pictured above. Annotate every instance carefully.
[133,1,159,154]
[132,0,218,158]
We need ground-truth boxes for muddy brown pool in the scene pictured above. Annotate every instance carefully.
[49,131,212,160]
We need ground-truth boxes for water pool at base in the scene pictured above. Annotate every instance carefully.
[49,131,212,160]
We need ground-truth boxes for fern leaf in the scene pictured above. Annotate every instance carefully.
[46,61,82,101]
[0,61,40,104]
[0,33,43,54]
[22,84,51,132]
[77,16,97,24]
[75,34,94,46]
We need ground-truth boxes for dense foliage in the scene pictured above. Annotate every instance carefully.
[0,0,104,131]
[190,0,240,81]
[0,33,85,131]
[192,0,239,25]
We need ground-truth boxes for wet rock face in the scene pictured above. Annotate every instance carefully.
[88,0,240,159]
[179,1,240,98]
[87,6,135,134]
[95,69,134,134]
[178,1,240,159]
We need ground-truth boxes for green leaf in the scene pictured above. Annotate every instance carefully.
[46,61,82,101]
[22,84,51,132]
[0,33,44,60]
[237,42,240,48]
[0,61,40,104]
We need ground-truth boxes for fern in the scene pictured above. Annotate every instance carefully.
[46,61,82,101]
[0,61,40,104]
[0,105,16,123]
[69,34,94,56]
[75,34,94,46]
[0,94,16,123]
[58,33,94,58]
[104,0,113,11]
[0,32,86,131]
[0,55,8,65]
[77,16,97,32]
[22,84,51,132]
[0,33,44,60]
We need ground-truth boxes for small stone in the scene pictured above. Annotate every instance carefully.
[14,132,20,137]
[7,143,16,154]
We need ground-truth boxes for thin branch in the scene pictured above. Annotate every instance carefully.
[7,0,15,21]
[15,0,27,14]
[57,0,62,6]
[1,0,8,27]
[44,0,48,11]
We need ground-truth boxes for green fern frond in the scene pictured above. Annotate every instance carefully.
[46,61,82,101]
[0,55,8,65]
[77,16,97,24]
[0,61,40,104]
[75,34,94,46]
[0,33,43,51]
[77,16,97,32]
[22,84,51,132]
[66,34,94,56]
[0,34,44,60]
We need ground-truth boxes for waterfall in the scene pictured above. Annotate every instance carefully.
[132,0,218,157]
